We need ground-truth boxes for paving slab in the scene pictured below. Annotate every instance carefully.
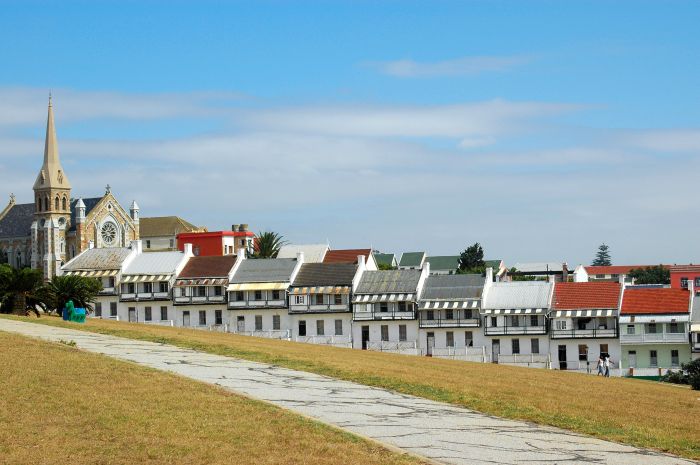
[1,318,695,465]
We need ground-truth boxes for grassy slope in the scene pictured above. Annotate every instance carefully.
[0,330,425,465]
[4,315,699,460]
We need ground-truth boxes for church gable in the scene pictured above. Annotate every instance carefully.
[82,192,138,249]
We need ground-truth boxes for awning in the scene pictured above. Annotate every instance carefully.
[352,293,415,303]
[481,308,548,315]
[121,274,171,283]
[175,278,229,287]
[66,269,119,278]
[290,286,350,295]
[227,282,289,292]
[619,314,690,323]
[691,323,700,332]
[418,300,478,310]
[551,309,617,318]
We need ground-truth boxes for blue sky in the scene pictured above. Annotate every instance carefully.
[1,1,698,266]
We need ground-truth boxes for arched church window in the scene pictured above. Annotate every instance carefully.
[100,221,118,246]
[44,196,49,211]
[62,196,67,210]
[36,198,41,212]
[55,196,59,211]
[60,238,65,253]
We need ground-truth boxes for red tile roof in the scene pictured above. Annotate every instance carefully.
[584,265,669,275]
[620,288,690,315]
[552,282,621,310]
[323,249,372,264]
[178,255,237,278]
[669,264,700,273]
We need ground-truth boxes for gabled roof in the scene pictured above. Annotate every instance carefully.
[0,203,34,238]
[552,282,621,310]
[277,244,329,263]
[123,251,185,275]
[355,269,422,294]
[399,252,425,267]
[621,288,690,315]
[140,216,203,238]
[69,197,101,232]
[323,248,371,264]
[484,259,503,269]
[178,255,237,278]
[483,282,553,309]
[374,253,396,267]
[425,255,459,271]
[62,247,132,271]
[584,265,667,275]
[669,264,700,273]
[231,258,298,283]
[291,263,356,287]
[421,274,485,300]
[513,262,565,273]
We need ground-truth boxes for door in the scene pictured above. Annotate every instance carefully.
[183,311,190,327]
[558,344,567,370]
[361,325,370,350]
[128,307,136,323]
[628,351,637,368]
[236,316,245,333]
[491,339,500,363]
[426,332,435,356]
[298,320,307,337]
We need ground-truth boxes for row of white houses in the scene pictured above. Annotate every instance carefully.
[62,240,700,378]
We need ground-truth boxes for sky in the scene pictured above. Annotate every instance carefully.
[0,1,698,266]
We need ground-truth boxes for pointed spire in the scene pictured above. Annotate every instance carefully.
[33,95,71,190]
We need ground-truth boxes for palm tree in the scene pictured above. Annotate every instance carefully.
[252,231,287,259]
[0,265,46,316]
[45,275,103,316]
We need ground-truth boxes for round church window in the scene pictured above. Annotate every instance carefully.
[101,222,117,245]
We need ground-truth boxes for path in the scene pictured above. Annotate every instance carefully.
[1,319,694,465]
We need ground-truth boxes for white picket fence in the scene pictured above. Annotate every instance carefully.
[295,335,352,348]
[232,329,292,340]
[367,341,421,355]
[431,346,491,363]
[497,353,551,368]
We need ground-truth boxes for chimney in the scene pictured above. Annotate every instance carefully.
[357,255,366,270]
[296,251,304,263]
[241,224,248,231]
[423,260,430,275]
[88,240,95,250]
[562,262,569,282]
[130,239,142,254]
[183,243,193,257]
[232,224,239,232]
[485,267,494,284]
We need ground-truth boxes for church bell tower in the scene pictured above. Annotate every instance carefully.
[32,95,71,279]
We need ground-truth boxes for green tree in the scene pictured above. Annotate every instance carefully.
[458,243,485,274]
[592,243,612,266]
[507,267,541,281]
[377,262,395,271]
[45,274,103,316]
[0,265,46,316]
[628,265,670,285]
[251,231,287,259]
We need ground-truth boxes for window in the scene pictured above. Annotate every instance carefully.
[671,350,680,367]
[255,290,263,300]
[626,324,635,335]
[578,344,588,361]
[464,309,473,319]
[143,282,153,294]
[54,196,59,210]
[215,310,222,325]
[669,322,681,333]
[398,301,406,313]
[334,294,342,305]
[446,331,454,347]
[381,325,389,341]
[555,320,566,330]
[294,295,306,305]
[379,302,388,313]
[530,315,539,327]
[647,323,658,334]
[273,315,281,330]
[399,324,407,341]
[144,307,152,321]
[490,316,498,327]
[159,281,168,293]
[316,320,325,336]
[426,310,435,321]
[599,343,609,357]
[255,315,263,331]
[298,320,306,336]
[146,240,151,249]
[680,277,689,288]
[650,350,658,367]
[196,286,206,297]
[214,286,222,296]
[531,338,540,354]
[315,294,324,305]
[509,315,520,327]
[445,309,454,320]
[160,306,168,321]
[95,302,102,317]
[169,239,174,248]
[272,290,280,300]
[193,246,200,256]
[695,277,700,287]
[108,277,115,288]
[199,310,206,326]
[465,331,473,347]
[180,287,186,297]
[110,302,117,317]
[124,283,135,294]
[335,319,343,335]
[512,339,520,354]
[236,291,244,301]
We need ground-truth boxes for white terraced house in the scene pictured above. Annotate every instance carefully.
[417,273,487,361]
[118,242,192,324]
[287,255,367,347]
[351,266,428,354]
[173,254,239,330]
[481,279,554,366]
[227,252,304,339]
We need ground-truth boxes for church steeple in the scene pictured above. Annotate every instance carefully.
[33,95,71,190]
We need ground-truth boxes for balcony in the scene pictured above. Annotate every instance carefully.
[419,317,480,328]
[289,304,350,314]
[99,287,117,295]
[620,332,688,344]
[353,309,415,321]
[484,324,548,336]
[174,295,226,305]
[120,291,170,302]
[550,328,618,339]
[228,299,287,309]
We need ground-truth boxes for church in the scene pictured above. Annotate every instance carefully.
[0,97,140,280]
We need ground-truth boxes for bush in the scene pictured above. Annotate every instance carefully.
[661,359,700,390]
[660,370,688,385]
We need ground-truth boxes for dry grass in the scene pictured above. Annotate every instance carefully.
[4,315,700,460]
[0,330,425,465]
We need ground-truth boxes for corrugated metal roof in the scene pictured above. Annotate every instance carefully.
[483,282,553,309]
[178,255,237,278]
[277,244,329,263]
[425,255,460,271]
[123,251,186,275]
[421,274,485,300]
[140,216,203,237]
[292,263,356,287]
[0,203,34,238]
[62,247,132,271]
[513,262,565,273]
[399,252,425,267]
[374,253,396,267]
[355,269,421,294]
[231,258,298,283]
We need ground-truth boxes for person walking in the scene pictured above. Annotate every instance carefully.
[596,355,605,376]
[604,355,612,377]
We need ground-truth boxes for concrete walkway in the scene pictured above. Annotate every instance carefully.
[1,319,694,465]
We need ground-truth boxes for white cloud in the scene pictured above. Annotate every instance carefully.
[372,55,532,78]
[617,129,700,152]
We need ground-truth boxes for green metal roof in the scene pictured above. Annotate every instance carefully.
[399,251,425,267]
[425,255,460,271]
[374,253,396,267]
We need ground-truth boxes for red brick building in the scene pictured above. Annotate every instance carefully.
[177,225,254,257]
